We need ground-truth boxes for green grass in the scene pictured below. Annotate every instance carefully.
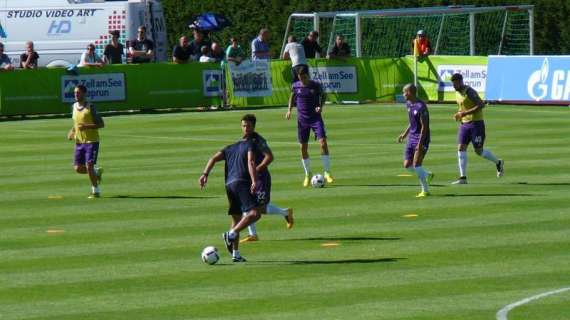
[1,103,569,320]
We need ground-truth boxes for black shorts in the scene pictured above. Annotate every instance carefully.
[226,181,259,215]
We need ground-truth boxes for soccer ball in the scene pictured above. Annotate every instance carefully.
[201,246,219,265]
[311,174,325,188]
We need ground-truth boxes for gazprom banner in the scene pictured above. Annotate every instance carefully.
[309,66,357,93]
[61,73,126,103]
[486,56,570,103]
[228,60,272,97]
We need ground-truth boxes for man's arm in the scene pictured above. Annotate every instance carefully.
[418,110,429,147]
[247,150,257,194]
[398,125,411,143]
[286,90,295,119]
[199,151,224,189]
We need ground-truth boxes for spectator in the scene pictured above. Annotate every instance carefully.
[199,45,216,63]
[301,31,323,59]
[412,30,432,58]
[79,43,104,67]
[172,36,192,64]
[282,35,308,82]
[0,42,14,71]
[189,29,211,61]
[210,42,225,63]
[226,37,245,66]
[251,28,270,60]
[103,30,124,64]
[20,41,39,69]
[129,25,154,63]
[327,35,351,60]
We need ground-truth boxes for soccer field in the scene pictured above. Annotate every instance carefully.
[1,103,569,320]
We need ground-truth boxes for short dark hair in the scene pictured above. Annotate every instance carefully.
[451,73,463,81]
[138,25,146,32]
[241,114,256,127]
[75,84,87,93]
[296,67,308,76]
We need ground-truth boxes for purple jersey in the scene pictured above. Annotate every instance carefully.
[406,99,430,143]
[292,80,323,122]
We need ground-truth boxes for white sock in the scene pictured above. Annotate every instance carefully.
[92,186,100,193]
[267,203,288,216]
[458,151,467,177]
[243,212,257,236]
[321,155,331,172]
[301,158,311,175]
[228,229,237,239]
[232,250,240,258]
[480,149,499,164]
[415,166,429,192]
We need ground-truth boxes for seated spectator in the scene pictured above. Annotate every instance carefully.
[225,37,245,65]
[173,36,192,64]
[251,28,270,60]
[129,25,154,63]
[327,35,351,60]
[0,42,14,71]
[79,43,105,67]
[301,31,324,59]
[189,29,211,61]
[20,41,39,69]
[199,45,216,63]
[103,30,125,64]
[210,42,225,63]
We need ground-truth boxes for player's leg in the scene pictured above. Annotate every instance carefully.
[298,122,312,187]
[314,120,333,183]
[472,122,504,177]
[453,123,470,184]
[267,202,294,229]
[413,144,432,197]
[85,143,101,198]
[74,144,87,174]
[229,213,246,261]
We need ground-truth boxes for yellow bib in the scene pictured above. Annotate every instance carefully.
[456,87,484,123]
[72,102,100,143]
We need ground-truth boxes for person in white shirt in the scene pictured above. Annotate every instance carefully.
[79,43,104,67]
[282,35,308,83]
[199,45,216,63]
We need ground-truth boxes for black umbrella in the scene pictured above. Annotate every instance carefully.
[188,13,231,32]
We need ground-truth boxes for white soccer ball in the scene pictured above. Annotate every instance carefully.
[311,174,325,188]
[201,246,219,265]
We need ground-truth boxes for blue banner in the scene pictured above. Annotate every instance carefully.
[486,56,570,103]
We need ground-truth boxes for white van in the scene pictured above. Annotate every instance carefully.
[0,0,167,66]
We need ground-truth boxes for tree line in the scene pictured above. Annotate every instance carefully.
[161,0,569,57]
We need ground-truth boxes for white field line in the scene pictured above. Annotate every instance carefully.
[496,287,570,320]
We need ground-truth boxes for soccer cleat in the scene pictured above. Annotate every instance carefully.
[427,172,434,185]
[324,171,335,184]
[496,159,504,177]
[232,256,247,263]
[416,191,430,198]
[239,234,259,243]
[451,177,468,185]
[95,167,104,185]
[88,192,100,199]
[303,173,311,187]
[285,208,294,229]
[222,232,234,254]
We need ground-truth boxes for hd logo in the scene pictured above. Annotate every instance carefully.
[0,22,7,38]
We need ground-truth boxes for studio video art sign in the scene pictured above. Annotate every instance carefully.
[228,60,272,97]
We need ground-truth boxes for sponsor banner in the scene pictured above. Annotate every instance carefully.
[437,64,487,93]
[203,70,223,97]
[309,66,357,93]
[486,56,570,102]
[61,73,126,103]
[228,60,272,97]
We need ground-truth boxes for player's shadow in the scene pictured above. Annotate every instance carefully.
[284,236,401,241]
[514,182,570,186]
[329,184,445,188]
[110,195,217,199]
[257,257,405,265]
[439,193,535,197]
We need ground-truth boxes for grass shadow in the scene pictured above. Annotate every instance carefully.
[109,195,217,199]
[255,257,405,265]
[514,182,570,186]
[328,184,445,188]
[439,193,536,197]
[283,236,401,241]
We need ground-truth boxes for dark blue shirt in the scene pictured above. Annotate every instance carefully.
[222,140,253,185]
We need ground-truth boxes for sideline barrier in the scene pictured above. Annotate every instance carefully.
[0,63,222,116]
[486,55,570,104]
[1,56,490,116]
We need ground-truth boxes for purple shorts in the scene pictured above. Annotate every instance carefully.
[458,121,485,148]
[298,118,326,144]
[254,172,271,206]
[74,142,99,166]
[404,139,429,161]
